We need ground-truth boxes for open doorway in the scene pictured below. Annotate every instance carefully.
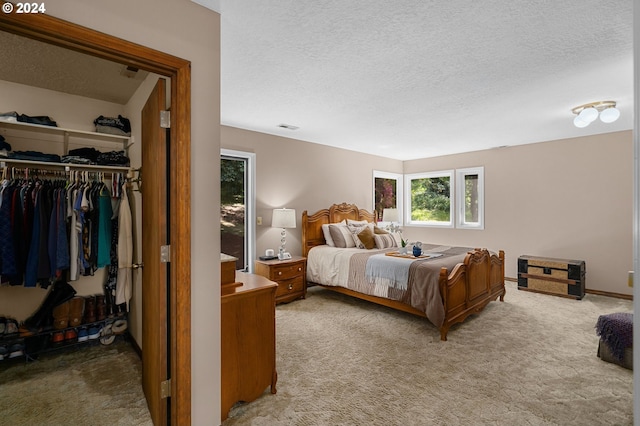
[0,12,192,425]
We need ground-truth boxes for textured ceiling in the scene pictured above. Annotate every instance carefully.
[220,0,633,160]
[0,31,148,105]
[0,2,633,161]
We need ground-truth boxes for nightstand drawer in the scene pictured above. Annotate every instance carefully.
[270,262,305,280]
[275,277,304,298]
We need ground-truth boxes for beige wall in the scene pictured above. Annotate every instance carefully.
[404,131,633,295]
[224,126,633,296]
[221,126,402,258]
[45,1,221,423]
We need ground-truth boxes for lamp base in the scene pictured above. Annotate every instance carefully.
[278,252,292,260]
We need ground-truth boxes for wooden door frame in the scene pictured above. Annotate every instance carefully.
[0,13,192,425]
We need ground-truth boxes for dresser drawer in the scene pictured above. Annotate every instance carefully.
[269,262,305,281]
[275,277,304,298]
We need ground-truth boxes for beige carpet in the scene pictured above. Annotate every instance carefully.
[224,282,633,426]
[0,338,152,426]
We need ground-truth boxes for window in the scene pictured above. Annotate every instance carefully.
[405,170,453,227]
[373,171,403,224]
[221,149,256,272]
[456,167,484,229]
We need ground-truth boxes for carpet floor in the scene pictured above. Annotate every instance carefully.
[0,337,152,425]
[224,282,633,425]
[0,281,632,425]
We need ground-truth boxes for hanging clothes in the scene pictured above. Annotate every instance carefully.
[115,187,132,309]
[0,168,127,288]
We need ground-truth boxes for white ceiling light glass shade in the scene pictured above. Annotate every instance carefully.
[571,101,619,128]
[599,106,620,123]
[578,106,598,123]
[573,115,590,128]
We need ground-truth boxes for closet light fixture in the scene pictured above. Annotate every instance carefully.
[572,101,620,128]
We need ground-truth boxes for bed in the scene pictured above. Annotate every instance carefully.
[302,203,506,340]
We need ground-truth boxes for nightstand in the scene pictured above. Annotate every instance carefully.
[254,256,306,304]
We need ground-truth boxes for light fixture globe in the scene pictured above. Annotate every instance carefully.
[573,115,589,128]
[599,106,620,123]
[578,106,598,123]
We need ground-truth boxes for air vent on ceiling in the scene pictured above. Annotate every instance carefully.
[277,123,299,130]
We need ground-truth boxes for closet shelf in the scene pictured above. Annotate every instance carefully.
[0,119,131,145]
[0,158,131,172]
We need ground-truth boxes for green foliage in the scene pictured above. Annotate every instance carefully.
[221,158,245,205]
[410,176,450,222]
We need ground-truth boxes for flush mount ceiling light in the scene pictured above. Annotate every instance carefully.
[571,101,620,128]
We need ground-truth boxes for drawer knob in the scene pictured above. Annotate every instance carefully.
[288,283,293,290]
[297,267,301,272]
[278,271,282,276]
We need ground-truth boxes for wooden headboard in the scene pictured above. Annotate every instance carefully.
[301,203,376,257]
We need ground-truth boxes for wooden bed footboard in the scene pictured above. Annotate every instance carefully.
[438,249,506,340]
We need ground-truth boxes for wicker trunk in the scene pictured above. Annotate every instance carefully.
[517,255,585,300]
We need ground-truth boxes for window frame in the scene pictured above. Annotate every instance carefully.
[455,167,485,230]
[405,170,454,228]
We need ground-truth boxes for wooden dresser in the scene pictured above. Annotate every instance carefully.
[221,272,278,421]
[254,256,307,304]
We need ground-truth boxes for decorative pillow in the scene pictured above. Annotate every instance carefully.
[373,226,389,234]
[348,223,374,249]
[322,220,346,247]
[374,233,397,249]
[355,226,376,249]
[346,219,369,226]
[329,223,356,248]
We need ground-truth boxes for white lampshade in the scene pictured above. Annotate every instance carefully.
[382,208,399,223]
[578,106,598,123]
[599,106,620,123]
[272,208,296,228]
[573,115,590,128]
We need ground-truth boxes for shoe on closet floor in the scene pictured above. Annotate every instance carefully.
[0,345,7,360]
[88,326,100,340]
[84,296,96,323]
[4,318,19,336]
[77,327,89,342]
[51,331,64,347]
[96,295,106,321]
[8,343,24,358]
[64,329,77,343]
[68,297,85,327]
[52,302,70,330]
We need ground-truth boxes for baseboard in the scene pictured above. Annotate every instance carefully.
[506,276,633,300]
[585,289,633,301]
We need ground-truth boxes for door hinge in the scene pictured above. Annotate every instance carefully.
[160,245,171,263]
[160,110,171,128]
[161,378,171,399]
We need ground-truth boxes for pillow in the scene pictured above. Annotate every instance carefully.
[322,220,346,246]
[346,219,369,226]
[373,226,389,234]
[328,223,356,248]
[354,226,376,249]
[374,233,397,249]
[348,223,374,249]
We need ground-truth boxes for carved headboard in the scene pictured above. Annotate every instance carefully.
[301,203,376,257]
